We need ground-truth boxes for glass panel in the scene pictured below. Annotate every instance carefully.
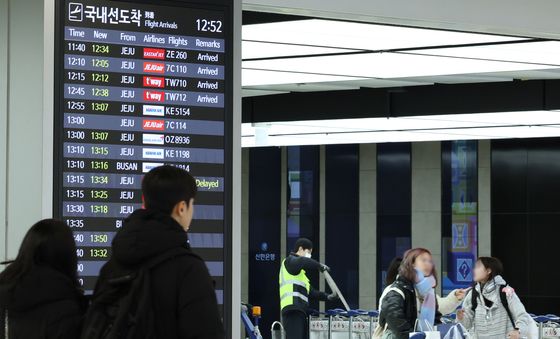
[442,140,478,295]
[286,146,320,309]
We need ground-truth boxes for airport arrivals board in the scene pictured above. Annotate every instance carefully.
[54,0,232,319]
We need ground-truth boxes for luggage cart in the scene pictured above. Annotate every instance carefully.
[308,270,373,338]
[309,310,329,339]
[347,309,371,339]
[368,310,380,337]
[271,321,285,339]
[308,309,347,339]
[327,309,350,339]
[241,303,263,339]
[534,314,560,339]
[309,309,372,339]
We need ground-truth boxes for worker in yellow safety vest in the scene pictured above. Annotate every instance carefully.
[279,238,338,339]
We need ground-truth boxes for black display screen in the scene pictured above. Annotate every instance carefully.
[54,0,232,318]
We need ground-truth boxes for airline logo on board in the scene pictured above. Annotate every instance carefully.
[142,105,165,116]
[143,48,165,60]
[142,162,164,173]
[142,148,164,160]
[143,62,165,73]
[142,119,165,131]
[142,134,165,145]
[143,76,165,88]
[144,90,164,102]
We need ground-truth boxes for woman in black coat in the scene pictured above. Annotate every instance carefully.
[0,219,86,339]
[378,248,466,339]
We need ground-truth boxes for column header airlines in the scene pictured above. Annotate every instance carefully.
[65,27,225,52]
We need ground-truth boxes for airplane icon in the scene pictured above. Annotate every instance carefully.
[68,3,83,22]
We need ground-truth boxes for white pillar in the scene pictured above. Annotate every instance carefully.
[0,0,9,260]
[359,143,377,309]
[411,142,442,293]
[281,147,287,260]
[5,0,48,258]
[231,0,242,335]
[478,140,491,257]
[319,145,326,312]
[241,149,250,304]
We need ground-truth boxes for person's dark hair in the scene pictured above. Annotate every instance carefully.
[386,257,403,285]
[293,238,313,252]
[399,248,438,286]
[477,257,503,281]
[0,219,78,288]
[142,165,197,214]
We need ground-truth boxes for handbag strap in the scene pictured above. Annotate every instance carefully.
[414,318,435,332]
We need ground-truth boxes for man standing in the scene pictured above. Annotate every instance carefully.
[90,165,224,338]
[279,238,338,339]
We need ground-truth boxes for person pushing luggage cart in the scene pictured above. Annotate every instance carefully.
[279,238,339,339]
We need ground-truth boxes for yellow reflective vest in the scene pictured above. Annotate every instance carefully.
[279,258,311,311]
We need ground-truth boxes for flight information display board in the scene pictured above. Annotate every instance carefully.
[54,0,232,316]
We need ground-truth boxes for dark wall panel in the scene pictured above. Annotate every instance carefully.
[491,138,560,313]
[376,143,412,297]
[527,140,560,213]
[248,147,281,330]
[491,143,528,214]
[528,214,560,299]
[377,143,412,215]
[491,213,529,296]
[325,144,360,310]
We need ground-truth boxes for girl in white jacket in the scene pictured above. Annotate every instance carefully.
[458,257,537,339]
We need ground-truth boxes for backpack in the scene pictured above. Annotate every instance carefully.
[80,248,187,339]
[471,284,515,329]
[471,284,538,338]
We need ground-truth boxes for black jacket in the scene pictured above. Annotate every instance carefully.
[281,254,329,314]
[0,265,86,339]
[95,209,224,339]
[379,276,443,339]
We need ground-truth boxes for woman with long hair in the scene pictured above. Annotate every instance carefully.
[377,248,466,339]
[385,257,403,286]
[0,219,86,338]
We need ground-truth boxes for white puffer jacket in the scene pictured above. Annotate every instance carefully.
[459,276,537,339]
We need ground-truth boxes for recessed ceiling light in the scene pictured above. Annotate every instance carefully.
[242,40,356,60]
[242,68,363,86]
[242,52,555,80]
[243,19,526,52]
[404,41,560,67]
[242,111,560,147]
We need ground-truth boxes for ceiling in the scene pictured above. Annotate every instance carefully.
[241,18,560,97]
[240,15,560,147]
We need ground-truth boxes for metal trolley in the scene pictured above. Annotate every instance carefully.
[534,314,560,339]
[271,321,285,339]
[307,271,380,338]
[309,309,379,339]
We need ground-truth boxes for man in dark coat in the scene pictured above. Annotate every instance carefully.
[94,165,224,339]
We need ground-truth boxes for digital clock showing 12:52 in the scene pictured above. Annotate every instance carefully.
[196,19,223,33]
